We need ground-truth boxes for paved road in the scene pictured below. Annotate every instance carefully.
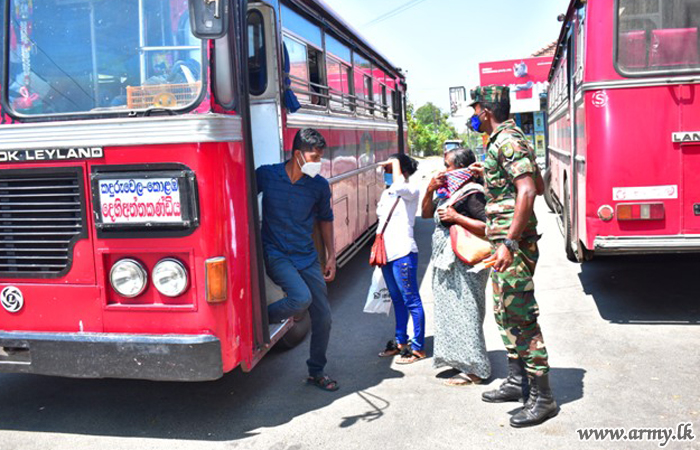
[0,159,698,450]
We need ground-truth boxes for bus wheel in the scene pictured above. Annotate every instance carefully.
[543,168,556,213]
[277,310,311,350]
[563,184,578,263]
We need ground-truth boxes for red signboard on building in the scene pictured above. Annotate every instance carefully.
[478,56,553,113]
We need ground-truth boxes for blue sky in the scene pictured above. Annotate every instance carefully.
[323,0,568,114]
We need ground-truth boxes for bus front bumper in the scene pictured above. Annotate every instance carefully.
[593,235,700,255]
[0,331,223,381]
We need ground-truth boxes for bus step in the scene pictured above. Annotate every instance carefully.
[269,320,291,341]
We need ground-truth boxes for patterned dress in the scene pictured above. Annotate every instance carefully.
[431,186,491,379]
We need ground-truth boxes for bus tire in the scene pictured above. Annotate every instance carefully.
[563,184,579,263]
[543,168,556,213]
[277,310,311,350]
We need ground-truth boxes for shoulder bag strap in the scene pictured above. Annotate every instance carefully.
[380,196,401,234]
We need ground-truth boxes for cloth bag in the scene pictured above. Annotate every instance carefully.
[363,267,392,315]
[369,196,401,267]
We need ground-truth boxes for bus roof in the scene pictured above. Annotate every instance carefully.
[289,0,406,83]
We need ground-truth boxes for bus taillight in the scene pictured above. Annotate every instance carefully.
[616,203,665,221]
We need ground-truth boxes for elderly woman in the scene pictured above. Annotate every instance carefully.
[422,148,491,385]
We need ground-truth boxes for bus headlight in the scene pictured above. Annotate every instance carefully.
[152,258,189,297]
[110,259,148,298]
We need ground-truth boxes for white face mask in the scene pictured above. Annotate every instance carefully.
[297,153,323,178]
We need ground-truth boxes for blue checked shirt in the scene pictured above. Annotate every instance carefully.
[256,162,334,270]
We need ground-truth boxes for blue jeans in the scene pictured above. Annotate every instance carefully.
[381,252,425,352]
[265,255,332,378]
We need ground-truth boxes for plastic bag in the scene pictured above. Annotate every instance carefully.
[364,268,392,315]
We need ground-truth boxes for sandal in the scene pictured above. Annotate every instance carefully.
[378,340,405,357]
[306,375,340,392]
[444,373,483,386]
[396,349,427,365]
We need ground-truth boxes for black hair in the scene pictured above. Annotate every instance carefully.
[445,147,476,169]
[389,152,419,176]
[481,94,511,122]
[293,128,327,152]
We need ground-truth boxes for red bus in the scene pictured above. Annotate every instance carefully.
[545,0,700,262]
[0,0,408,381]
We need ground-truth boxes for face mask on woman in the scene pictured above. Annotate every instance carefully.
[297,153,322,178]
[384,173,393,186]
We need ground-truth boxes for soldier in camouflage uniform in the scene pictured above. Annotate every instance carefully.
[467,85,558,428]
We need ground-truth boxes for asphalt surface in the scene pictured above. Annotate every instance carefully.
[0,158,698,450]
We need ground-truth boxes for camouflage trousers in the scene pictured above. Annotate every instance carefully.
[490,239,550,376]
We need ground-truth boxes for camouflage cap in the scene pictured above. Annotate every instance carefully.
[469,85,510,107]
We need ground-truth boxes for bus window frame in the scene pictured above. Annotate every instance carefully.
[1,0,210,122]
[282,31,328,109]
[613,0,700,78]
[247,9,268,97]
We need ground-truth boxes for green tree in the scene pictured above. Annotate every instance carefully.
[458,131,486,151]
[407,102,458,156]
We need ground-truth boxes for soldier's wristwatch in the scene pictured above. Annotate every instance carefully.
[503,239,519,253]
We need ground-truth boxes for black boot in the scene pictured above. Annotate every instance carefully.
[482,357,529,403]
[510,373,559,428]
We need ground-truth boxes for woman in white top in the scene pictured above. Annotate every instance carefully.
[376,154,426,364]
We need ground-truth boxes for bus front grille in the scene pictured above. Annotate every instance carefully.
[0,168,86,278]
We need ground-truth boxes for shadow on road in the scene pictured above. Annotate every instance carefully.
[578,254,700,325]
[0,239,407,441]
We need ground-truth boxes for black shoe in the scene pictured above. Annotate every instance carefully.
[510,373,559,428]
[482,357,529,403]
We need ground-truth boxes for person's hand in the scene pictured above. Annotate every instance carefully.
[468,162,484,178]
[437,206,459,224]
[427,172,446,192]
[483,244,514,273]
[324,257,337,282]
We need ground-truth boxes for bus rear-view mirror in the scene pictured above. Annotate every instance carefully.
[188,0,229,39]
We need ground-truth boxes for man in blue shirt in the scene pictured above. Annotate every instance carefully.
[256,128,338,392]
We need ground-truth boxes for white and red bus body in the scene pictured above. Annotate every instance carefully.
[546,0,700,261]
[0,0,407,380]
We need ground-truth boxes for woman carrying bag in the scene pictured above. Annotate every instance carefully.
[374,154,426,364]
[422,148,491,385]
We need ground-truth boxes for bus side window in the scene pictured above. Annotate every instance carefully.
[283,36,310,104]
[248,10,267,96]
[280,4,328,108]
[381,85,388,118]
[326,56,352,112]
[364,75,373,114]
[325,35,353,112]
[307,47,326,106]
[353,53,371,114]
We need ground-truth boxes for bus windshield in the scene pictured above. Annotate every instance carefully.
[617,0,700,75]
[6,0,204,117]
